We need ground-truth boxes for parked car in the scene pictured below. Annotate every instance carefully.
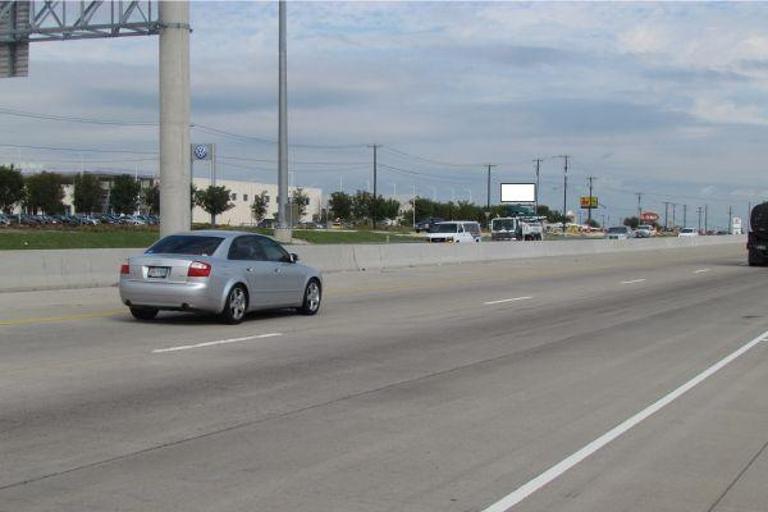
[415,217,444,233]
[119,231,323,324]
[607,226,633,240]
[0,213,10,226]
[678,227,699,238]
[425,221,482,243]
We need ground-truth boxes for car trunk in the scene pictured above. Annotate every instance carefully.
[127,254,206,284]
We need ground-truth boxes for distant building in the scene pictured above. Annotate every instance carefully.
[192,178,323,226]
[13,172,324,225]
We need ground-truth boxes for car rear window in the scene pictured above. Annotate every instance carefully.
[146,235,224,256]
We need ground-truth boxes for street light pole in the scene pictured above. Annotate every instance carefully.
[275,0,291,242]
[559,155,569,234]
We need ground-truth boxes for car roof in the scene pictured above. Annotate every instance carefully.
[169,230,272,240]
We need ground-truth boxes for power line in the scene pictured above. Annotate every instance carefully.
[381,146,484,168]
[0,107,156,126]
[0,142,157,155]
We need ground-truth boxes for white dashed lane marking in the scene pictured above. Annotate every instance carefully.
[484,296,533,306]
[153,333,283,353]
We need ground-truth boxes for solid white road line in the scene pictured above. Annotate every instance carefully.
[153,333,283,353]
[480,328,768,512]
[620,279,647,285]
[484,296,533,306]
[693,268,712,274]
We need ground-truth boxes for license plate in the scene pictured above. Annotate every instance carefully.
[147,266,169,279]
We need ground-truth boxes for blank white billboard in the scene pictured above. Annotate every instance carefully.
[500,183,536,203]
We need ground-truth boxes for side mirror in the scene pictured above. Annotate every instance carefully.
[290,253,299,263]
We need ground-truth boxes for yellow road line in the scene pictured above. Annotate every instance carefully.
[0,309,125,326]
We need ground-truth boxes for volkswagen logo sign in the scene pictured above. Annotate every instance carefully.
[193,144,209,160]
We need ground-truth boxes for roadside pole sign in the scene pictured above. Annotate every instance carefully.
[640,211,660,223]
[580,196,598,209]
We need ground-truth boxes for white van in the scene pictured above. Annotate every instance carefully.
[426,221,482,243]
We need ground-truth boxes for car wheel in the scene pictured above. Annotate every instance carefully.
[298,279,321,316]
[130,307,158,321]
[748,251,764,267]
[221,284,248,324]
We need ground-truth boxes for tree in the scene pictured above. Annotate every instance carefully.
[623,216,640,229]
[73,173,103,214]
[110,174,141,215]
[586,218,601,228]
[25,171,65,214]
[250,190,270,223]
[379,197,400,221]
[141,183,160,215]
[328,191,353,221]
[197,185,234,225]
[0,164,25,214]
[352,190,373,222]
[191,184,201,211]
[292,188,310,220]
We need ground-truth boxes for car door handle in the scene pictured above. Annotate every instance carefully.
[246,267,255,272]
[274,268,282,274]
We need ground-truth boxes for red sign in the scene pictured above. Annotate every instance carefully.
[640,211,659,222]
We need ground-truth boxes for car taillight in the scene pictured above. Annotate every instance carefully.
[120,262,130,275]
[188,261,212,277]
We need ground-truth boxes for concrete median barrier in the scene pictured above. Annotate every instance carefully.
[0,235,746,292]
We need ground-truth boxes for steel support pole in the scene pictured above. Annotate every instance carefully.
[158,0,191,237]
[486,164,492,210]
[274,0,292,242]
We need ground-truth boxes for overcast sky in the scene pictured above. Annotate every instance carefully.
[2,1,768,227]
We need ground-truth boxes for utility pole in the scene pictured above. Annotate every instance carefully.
[672,203,677,228]
[683,204,687,228]
[412,184,417,229]
[663,201,670,230]
[485,164,497,210]
[369,144,380,230]
[559,155,569,234]
[533,158,543,214]
[587,176,597,225]
[274,0,291,242]
[158,0,191,237]
[636,192,642,220]
[697,206,703,233]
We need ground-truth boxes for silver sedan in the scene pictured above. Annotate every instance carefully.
[118,231,322,324]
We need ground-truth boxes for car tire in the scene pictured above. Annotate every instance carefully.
[298,279,322,316]
[748,251,764,267]
[221,284,248,324]
[130,307,158,321]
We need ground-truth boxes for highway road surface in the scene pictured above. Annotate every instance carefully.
[2,242,767,512]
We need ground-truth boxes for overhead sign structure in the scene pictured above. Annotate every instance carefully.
[580,196,598,209]
[0,1,191,238]
[0,1,29,77]
[500,183,536,203]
